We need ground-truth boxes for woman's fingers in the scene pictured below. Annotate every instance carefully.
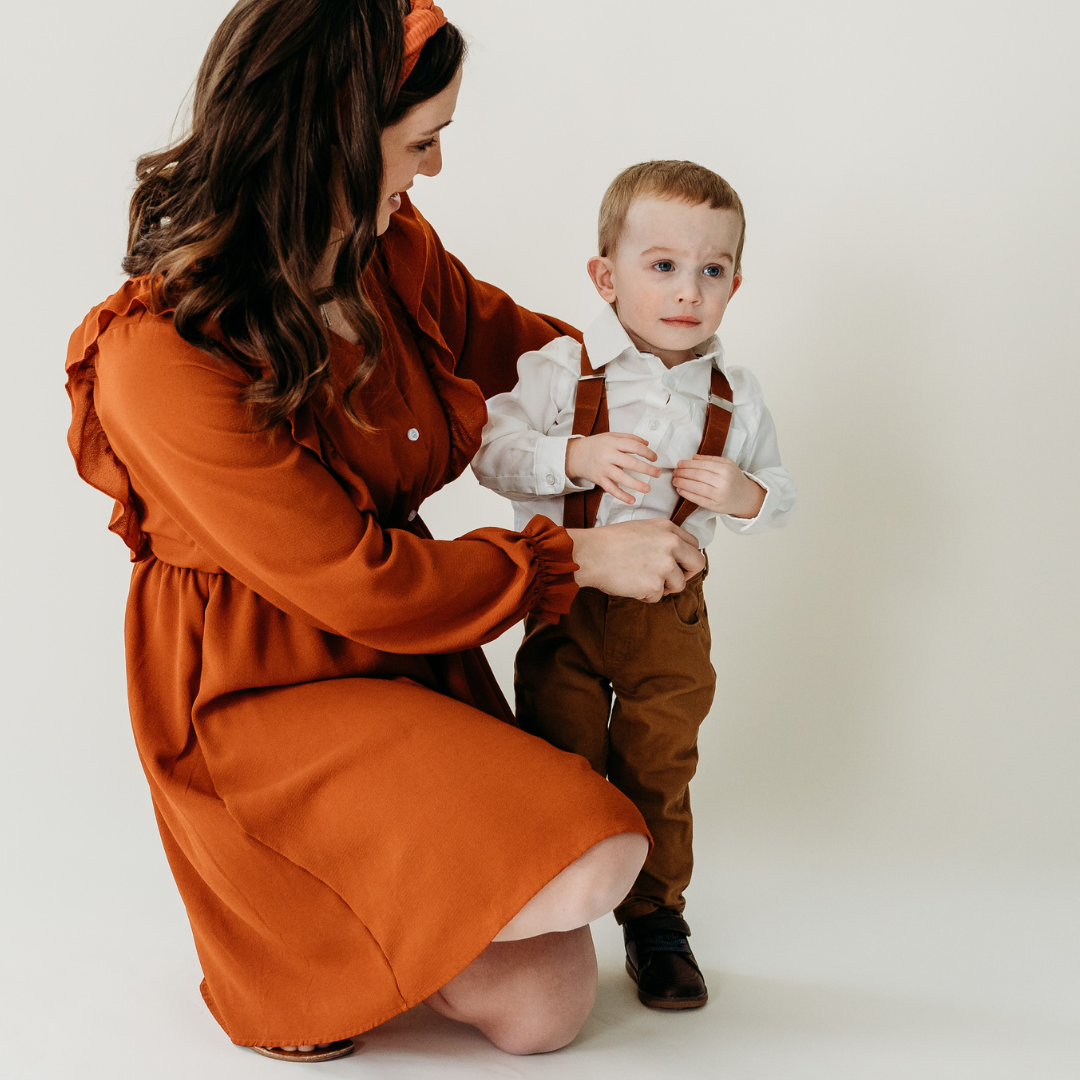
[660,562,687,598]
[669,524,706,577]
[566,519,704,600]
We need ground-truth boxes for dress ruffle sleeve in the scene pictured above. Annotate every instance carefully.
[65,280,158,559]
[492,513,578,626]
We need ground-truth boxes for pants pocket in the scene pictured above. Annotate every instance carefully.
[669,573,706,629]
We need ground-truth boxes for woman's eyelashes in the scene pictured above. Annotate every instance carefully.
[412,136,438,152]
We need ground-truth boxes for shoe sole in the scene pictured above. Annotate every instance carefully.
[625,959,709,1010]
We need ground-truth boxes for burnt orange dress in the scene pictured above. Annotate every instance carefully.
[65,195,647,1048]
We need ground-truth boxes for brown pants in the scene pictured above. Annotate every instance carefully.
[515,571,715,922]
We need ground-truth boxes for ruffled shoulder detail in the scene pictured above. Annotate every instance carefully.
[65,276,170,559]
[375,194,465,358]
[372,196,489,483]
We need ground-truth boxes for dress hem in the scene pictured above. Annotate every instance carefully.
[213,816,648,1047]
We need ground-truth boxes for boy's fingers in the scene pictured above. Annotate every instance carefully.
[673,479,714,500]
[612,469,650,494]
[599,479,636,503]
[620,456,662,478]
[611,431,653,447]
[615,438,658,461]
[677,457,726,470]
[673,466,717,483]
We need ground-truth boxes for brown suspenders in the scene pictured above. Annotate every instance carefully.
[563,343,735,530]
[562,345,609,530]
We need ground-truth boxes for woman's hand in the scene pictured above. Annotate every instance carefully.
[566,519,705,603]
[672,455,766,519]
[565,433,662,504]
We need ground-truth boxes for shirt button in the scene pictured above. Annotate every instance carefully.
[407,428,420,441]
[546,473,557,486]
[648,418,659,431]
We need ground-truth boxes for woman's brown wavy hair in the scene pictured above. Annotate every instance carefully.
[124,0,465,429]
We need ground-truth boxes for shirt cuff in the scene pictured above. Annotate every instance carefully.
[533,434,594,496]
[720,472,774,533]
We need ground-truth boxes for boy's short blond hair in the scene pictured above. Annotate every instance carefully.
[598,160,746,274]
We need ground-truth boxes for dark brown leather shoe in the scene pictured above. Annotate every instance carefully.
[623,910,708,1009]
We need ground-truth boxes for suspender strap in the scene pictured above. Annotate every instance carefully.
[563,349,735,531]
[671,366,735,528]
[563,345,607,529]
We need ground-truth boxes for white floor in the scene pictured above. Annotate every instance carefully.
[7,828,1079,1080]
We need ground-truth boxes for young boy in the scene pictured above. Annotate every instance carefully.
[472,161,796,1009]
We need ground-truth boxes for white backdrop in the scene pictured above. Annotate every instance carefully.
[2,2,1078,1078]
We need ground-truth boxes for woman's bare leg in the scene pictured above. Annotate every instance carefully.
[424,831,648,1055]
[494,832,648,942]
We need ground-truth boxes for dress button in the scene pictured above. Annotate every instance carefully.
[407,427,420,441]
[648,418,660,431]
[545,473,557,486]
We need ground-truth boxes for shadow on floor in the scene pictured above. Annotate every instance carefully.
[344,967,1080,1080]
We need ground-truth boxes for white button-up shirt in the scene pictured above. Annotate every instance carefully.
[471,305,796,549]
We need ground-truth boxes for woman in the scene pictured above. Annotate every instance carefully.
[66,0,704,1061]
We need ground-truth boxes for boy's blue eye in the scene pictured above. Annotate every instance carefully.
[653,261,675,272]
[703,265,724,278]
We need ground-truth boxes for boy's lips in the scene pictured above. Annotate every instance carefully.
[661,317,701,328]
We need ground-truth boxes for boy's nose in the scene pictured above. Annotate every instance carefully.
[675,276,703,304]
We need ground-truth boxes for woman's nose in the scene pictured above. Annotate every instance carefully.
[418,143,444,178]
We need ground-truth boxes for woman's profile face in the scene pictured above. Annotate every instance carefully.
[377,67,463,234]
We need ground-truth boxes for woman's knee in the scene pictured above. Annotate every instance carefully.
[429,927,598,1055]
[485,990,593,1055]
[481,935,598,1055]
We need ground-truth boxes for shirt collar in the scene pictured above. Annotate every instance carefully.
[582,304,727,374]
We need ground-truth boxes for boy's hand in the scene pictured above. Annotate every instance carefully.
[672,455,766,519]
[565,433,662,505]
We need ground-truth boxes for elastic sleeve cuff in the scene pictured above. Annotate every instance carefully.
[520,514,580,623]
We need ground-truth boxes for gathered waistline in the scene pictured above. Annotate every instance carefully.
[137,548,226,576]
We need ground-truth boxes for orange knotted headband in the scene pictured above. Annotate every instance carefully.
[401,0,448,85]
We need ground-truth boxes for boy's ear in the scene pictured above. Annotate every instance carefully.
[729,273,743,300]
[587,256,617,303]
